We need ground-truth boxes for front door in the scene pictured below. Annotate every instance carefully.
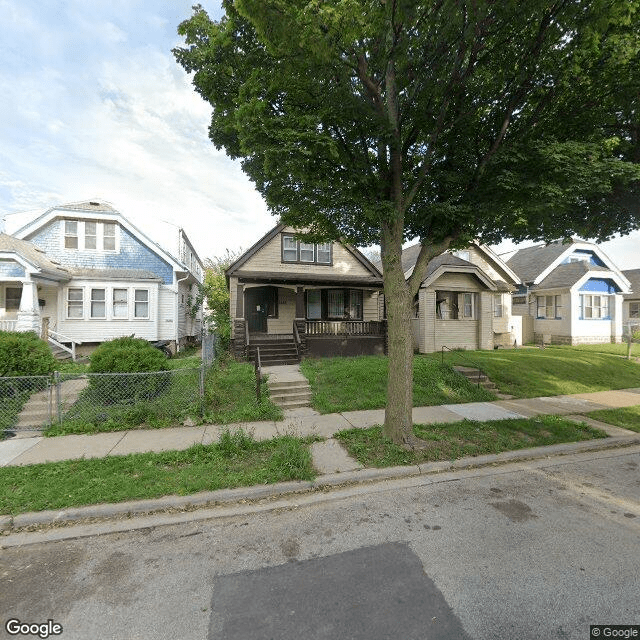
[245,288,269,333]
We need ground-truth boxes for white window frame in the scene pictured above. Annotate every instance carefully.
[134,289,149,319]
[582,294,610,319]
[299,242,315,263]
[630,302,640,319]
[536,295,561,319]
[84,221,97,250]
[67,288,84,319]
[494,294,503,318]
[462,293,475,319]
[316,243,331,264]
[282,236,298,262]
[90,288,106,319]
[103,223,117,251]
[112,288,128,319]
[64,220,79,249]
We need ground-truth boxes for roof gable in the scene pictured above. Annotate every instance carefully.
[226,224,382,281]
[0,233,69,280]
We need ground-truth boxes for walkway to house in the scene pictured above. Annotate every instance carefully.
[1,385,638,471]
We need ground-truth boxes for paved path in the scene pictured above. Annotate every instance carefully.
[1,388,638,469]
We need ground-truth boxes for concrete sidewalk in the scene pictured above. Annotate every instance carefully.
[1,387,639,468]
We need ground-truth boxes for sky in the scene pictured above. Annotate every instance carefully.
[1,0,638,269]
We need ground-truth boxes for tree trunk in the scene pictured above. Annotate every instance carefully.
[381,220,415,446]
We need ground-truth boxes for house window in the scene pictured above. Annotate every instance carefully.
[494,294,503,318]
[512,295,527,306]
[281,235,333,265]
[113,289,128,318]
[283,236,298,262]
[103,223,116,251]
[537,295,561,319]
[455,250,471,262]
[85,222,97,249]
[317,243,331,264]
[64,220,78,249]
[67,288,83,318]
[307,290,322,319]
[90,289,106,318]
[134,289,149,318]
[299,242,315,262]
[462,293,474,318]
[5,287,21,311]
[582,294,610,319]
[630,302,640,318]
[349,290,363,319]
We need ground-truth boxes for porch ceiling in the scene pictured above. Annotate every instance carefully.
[235,270,383,288]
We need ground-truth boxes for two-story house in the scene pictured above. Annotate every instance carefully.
[0,200,203,357]
[507,239,631,345]
[226,224,385,363]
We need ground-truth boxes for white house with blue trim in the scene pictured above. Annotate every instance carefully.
[0,200,203,357]
[507,239,631,345]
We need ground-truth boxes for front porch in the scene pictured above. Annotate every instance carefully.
[232,283,386,361]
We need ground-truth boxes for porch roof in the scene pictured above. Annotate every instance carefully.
[234,270,382,288]
[0,233,69,281]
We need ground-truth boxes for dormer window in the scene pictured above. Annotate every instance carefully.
[281,234,333,265]
[65,220,78,249]
[62,219,118,252]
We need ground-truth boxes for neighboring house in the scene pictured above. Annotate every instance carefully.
[0,200,203,356]
[226,223,385,362]
[507,239,631,345]
[390,243,521,353]
[622,269,640,330]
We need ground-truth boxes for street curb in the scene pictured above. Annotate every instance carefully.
[2,433,639,538]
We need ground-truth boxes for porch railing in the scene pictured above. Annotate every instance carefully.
[0,320,17,332]
[48,330,82,362]
[305,320,384,336]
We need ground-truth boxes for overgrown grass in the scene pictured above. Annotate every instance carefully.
[587,405,640,432]
[44,359,281,436]
[300,355,495,413]
[335,416,607,467]
[431,346,640,398]
[204,358,282,423]
[0,430,315,515]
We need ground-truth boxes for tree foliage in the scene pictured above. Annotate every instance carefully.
[175,0,640,445]
[193,248,244,349]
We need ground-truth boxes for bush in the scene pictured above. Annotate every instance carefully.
[0,331,57,377]
[88,337,169,404]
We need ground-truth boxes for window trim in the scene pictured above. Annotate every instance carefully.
[305,288,363,321]
[112,288,128,319]
[5,286,22,311]
[134,289,149,319]
[494,294,503,318]
[281,234,333,265]
[90,288,106,319]
[62,219,119,252]
[581,294,610,320]
[629,302,640,319]
[66,287,84,319]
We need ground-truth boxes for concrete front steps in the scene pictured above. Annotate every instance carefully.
[248,337,300,367]
[453,366,498,392]
[267,380,312,409]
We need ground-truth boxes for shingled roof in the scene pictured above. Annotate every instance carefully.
[622,269,640,300]
[532,262,611,291]
[0,233,69,280]
[507,239,577,284]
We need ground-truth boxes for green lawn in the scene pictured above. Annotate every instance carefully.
[300,355,495,413]
[335,416,607,467]
[432,346,640,398]
[587,405,640,432]
[566,342,640,358]
[43,359,281,436]
[0,431,315,515]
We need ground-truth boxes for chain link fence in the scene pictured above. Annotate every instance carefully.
[1,366,210,436]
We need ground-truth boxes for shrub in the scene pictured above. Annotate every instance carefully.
[88,337,169,404]
[0,331,57,377]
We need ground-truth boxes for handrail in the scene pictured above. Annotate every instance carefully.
[293,321,300,357]
[441,346,485,387]
[254,346,262,401]
[48,329,83,362]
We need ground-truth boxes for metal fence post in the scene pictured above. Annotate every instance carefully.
[54,370,62,424]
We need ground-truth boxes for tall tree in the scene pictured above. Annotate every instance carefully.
[175,0,640,446]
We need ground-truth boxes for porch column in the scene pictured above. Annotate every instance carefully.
[295,286,307,354]
[15,280,41,335]
[233,283,247,360]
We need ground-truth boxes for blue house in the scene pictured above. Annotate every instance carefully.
[507,239,631,345]
[0,200,203,357]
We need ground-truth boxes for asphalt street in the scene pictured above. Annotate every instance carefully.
[1,446,639,640]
